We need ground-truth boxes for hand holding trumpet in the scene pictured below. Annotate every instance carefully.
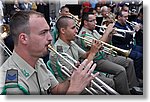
[90,39,102,54]
[104,23,116,35]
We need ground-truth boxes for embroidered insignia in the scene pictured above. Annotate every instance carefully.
[21,69,30,78]
[57,46,63,53]
[5,69,18,84]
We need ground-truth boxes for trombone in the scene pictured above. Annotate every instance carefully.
[69,13,80,22]
[0,40,12,57]
[76,35,131,58]
[48,44,119,95]
[69,13,81,29]
[0,24,12,56]
[0,24,10,39]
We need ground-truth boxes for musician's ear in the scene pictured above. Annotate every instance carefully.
[60,28,65,34]
[19,33,28,44]
[84,20,88,26]
[118,15,122,20]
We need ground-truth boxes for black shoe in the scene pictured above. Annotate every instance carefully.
[130,87,143,95]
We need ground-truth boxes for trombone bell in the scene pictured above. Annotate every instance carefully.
[0,24,10,39]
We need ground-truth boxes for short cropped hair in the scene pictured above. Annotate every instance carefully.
[10,10,44,45]
[60,6,69,12]
[80,12,94,27]
[115,11,124,18]
[56,16,73,34]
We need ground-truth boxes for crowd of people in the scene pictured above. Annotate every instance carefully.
[0,0,143,95]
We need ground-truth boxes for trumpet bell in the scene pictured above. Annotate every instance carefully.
[0,24,12,56]
[0,24,10,39]
[116,48,131,58]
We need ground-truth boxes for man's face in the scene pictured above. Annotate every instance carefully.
[122,6,129,12]
[63,19,77,41]
[120,11,129,24]
[27,15,52,58]
[96,7,101,13]
[102,9,108,18]
[86,14,97,31]
[61,8,70,16]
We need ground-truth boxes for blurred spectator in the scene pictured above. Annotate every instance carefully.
[3,1,19,24]
[36,1,50,25]
[59,6,70,16]
[89,0,98,8]
[95,6,101,17]
[18,0,32,11]
[82,1,92,13]
[0,0,4,25]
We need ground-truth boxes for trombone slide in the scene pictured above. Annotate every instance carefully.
[48,45,119,95]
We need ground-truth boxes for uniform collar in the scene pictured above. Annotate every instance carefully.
[81,27,93,34]
[81,27,101,39]
[11,51,36,80]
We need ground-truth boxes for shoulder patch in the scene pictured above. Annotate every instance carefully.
[5,69,18,84]
[57,46,63,53]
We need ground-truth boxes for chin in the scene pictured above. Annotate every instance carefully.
[40,53,48,59]
[41,50,49,57]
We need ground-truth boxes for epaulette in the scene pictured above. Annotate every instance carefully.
[1,69,30,95]
[5,69,18,84]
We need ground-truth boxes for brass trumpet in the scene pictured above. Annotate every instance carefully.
[68,13,134,34]
[76,35,131,57]
[48,44,119,95]
[126,20,139,27]
[95,25,135,34]
[0,24,12,56]
[126,20,141,33]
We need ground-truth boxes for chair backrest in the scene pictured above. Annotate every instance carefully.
[46,60,65,81]
[46,60,55,75]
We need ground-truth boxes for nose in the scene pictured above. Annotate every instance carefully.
[75,27,78,34]
[47,31,53,42]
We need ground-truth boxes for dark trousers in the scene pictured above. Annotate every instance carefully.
[129,45,143,79]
